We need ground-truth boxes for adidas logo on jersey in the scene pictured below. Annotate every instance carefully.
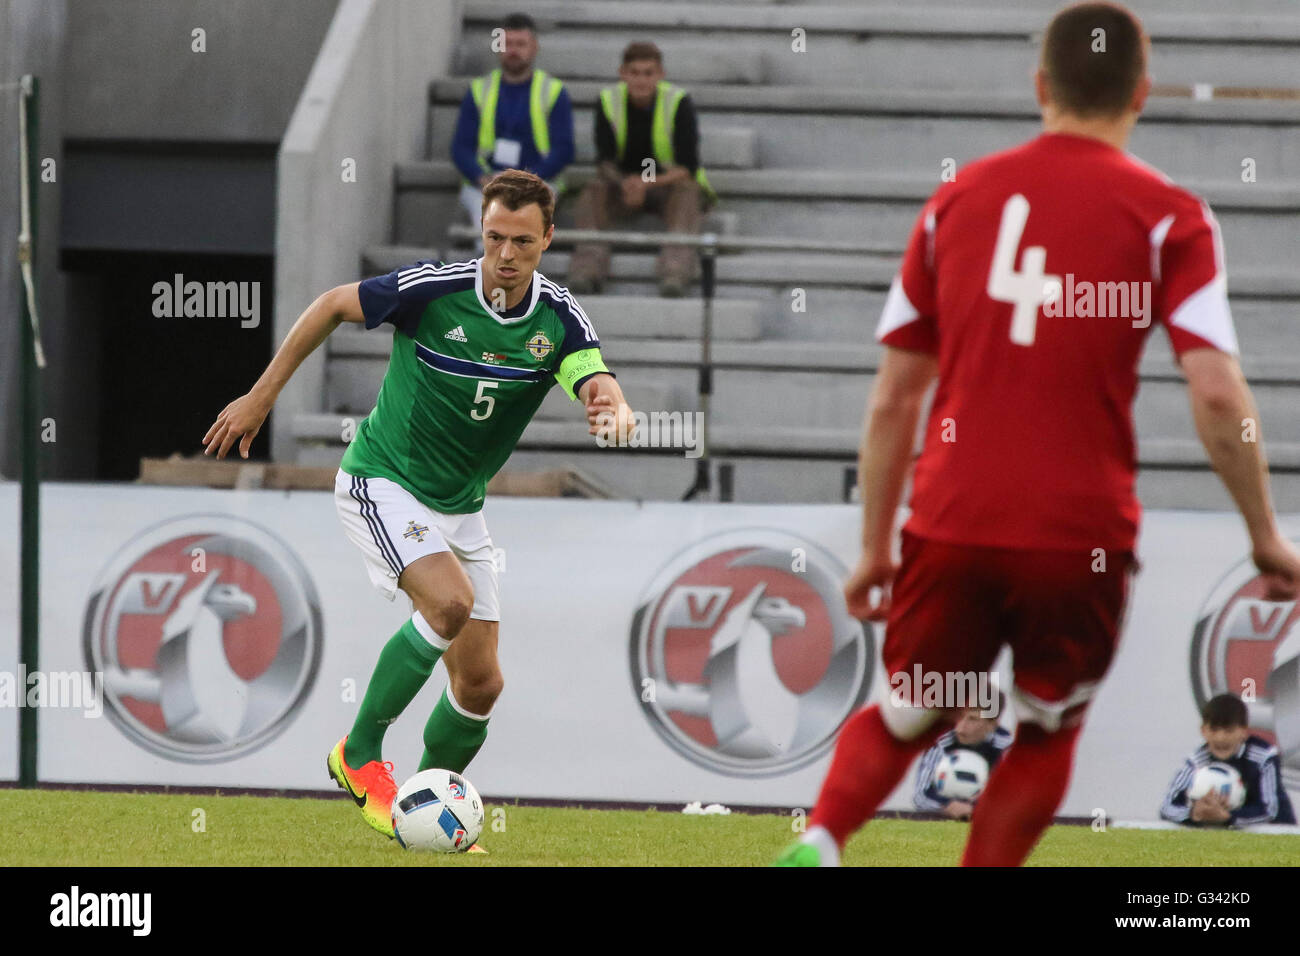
[444,325,468,342]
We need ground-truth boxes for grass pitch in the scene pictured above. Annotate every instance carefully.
[2,789,1294,866]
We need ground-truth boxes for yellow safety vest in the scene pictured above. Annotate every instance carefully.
[469,68,566,189]
[599,80,717,204]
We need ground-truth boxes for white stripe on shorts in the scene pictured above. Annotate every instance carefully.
[350,474,404,578]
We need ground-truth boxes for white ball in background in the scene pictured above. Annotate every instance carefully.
[934,749,990,802]
[1187,762,1245,811]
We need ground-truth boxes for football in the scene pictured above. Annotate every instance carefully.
[391,769,485,852]
[934,749,990,802]
[1187,762,1246,810]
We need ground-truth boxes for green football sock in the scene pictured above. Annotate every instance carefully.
[344,617,445,767]
[418,687,490,774]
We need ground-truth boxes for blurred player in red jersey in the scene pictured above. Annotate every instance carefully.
[776,1,1300,867]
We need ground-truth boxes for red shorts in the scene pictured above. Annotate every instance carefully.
[881,529,1137,729]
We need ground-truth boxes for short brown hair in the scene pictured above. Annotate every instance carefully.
[501,13,536,34]
[1202,694,1248,729]
[621,41,663,67]
[480,169,554,233]
[1041,2,1146,118]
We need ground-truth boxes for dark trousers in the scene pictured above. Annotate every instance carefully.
[569,178,705,287]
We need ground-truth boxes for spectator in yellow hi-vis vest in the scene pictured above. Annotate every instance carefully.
[451,13,575,231]
[569,42,716,298]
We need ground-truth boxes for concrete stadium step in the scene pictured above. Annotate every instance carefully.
[745,200,1286,275]
[289,414,1300,508]
[427,106,757,169]
[493,447,1300,509]
[459,3,1300,90]
[755,287,1300,352]
[404,160,1300,208]
[594,336,1300,385]
[695,368,1300,437]
[506,420,1300,470]
[364,245,902,290]
[318,325,1300,436]
[684,102,1297,181]
[1137,468,1300,512]
[1135,380,1300,444]
[326,295,763,355]
[775,0,1298,13]
[1140,437,1300,470]
[585,333,1300,379]
[464,2,1300,43]
[397,161,1299,270]
[297,409,1300,474]
[323,325,1159,379]
[290,437,1300,508]
[455,30,1300,94]
[393,163,742,247]
[330,261,1296,355]
[429,82,1300,178]
[564,294,763,339]
[454,39,764,86]
[430,79,1300,121]
[363,245,1300,302]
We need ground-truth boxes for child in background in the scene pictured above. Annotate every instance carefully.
[914,701,1012,820]
[1160,693,1295,827]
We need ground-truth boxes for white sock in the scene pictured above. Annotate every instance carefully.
[801,825,841,867]
[411,611,452,652]
[446,681,492,721]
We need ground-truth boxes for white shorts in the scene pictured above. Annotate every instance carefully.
[334,469,500,621]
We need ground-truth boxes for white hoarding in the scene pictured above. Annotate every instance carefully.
[2,481,1297,823]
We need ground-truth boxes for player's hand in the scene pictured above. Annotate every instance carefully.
[1250,533,1300,600]
[586,394,636,444]
[942,800,973,820]
[844,552,897,621]
[1190,792,1231,824]
[203,391,272,460]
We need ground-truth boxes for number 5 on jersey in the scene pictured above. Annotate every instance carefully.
[987,193,1062,346]
[471,380,497,420]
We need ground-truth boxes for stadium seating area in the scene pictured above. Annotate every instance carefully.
[294,0,1300,509]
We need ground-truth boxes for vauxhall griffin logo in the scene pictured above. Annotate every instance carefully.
[83,515,322,762]
[1191,546,1300,789]
[630,530,873,776]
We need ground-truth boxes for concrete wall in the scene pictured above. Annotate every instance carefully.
[63,0,337,142]
[0,0,339,481]
[272,0,460,462]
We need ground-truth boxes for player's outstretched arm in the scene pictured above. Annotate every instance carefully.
[1180,347,1300,599]
[202,282,364,459]
[844,346,937,620]
[580,373,636,444]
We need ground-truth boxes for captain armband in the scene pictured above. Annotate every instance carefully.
[555,348,612,400]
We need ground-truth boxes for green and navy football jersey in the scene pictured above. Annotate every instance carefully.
[339,258,609,514]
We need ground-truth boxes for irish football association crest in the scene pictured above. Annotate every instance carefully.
[526,332,553,360]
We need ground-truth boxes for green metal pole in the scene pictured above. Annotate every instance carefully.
[18,75,40,788]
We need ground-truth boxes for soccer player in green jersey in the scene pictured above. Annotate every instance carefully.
[203,170,634,844]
